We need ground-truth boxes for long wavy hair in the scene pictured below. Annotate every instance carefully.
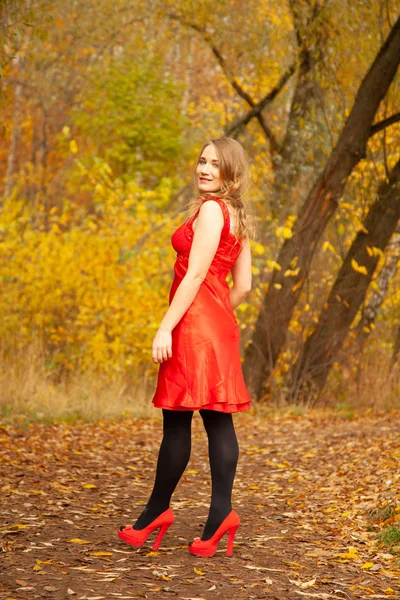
[188,137,256,241]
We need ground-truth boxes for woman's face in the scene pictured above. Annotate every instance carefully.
[196,144,223,193]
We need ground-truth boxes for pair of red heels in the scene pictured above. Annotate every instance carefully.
[118,509,240,557]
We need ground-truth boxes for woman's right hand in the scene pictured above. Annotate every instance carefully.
[152,327,173,364]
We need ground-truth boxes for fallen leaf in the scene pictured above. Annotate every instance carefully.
[339,546,359,559]
[1,523,28,530]
[290,578,317,589]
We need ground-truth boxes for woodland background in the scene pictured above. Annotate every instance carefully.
[1,0,400,420]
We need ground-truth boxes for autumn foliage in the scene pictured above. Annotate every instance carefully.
[0,0,400,410]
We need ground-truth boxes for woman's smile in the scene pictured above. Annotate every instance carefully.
[196,143,222,192]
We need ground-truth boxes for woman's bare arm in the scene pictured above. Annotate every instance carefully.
[229,238,252,310]
[152,201,224,363]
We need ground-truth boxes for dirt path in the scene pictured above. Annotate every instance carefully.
[1,409,399,600]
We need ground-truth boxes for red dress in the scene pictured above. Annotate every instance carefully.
[151,197,252,413]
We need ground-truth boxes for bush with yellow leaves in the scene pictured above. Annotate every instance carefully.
[0,158,181,379]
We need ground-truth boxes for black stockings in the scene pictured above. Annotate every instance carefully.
[133,410,193,530]
[133,409,239,540]
[199,409,239,539]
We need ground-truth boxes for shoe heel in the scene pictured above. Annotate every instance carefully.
[152,523,171,551]
[226,525,239,557]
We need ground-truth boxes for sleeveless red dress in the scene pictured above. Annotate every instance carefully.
[151,197,252,413]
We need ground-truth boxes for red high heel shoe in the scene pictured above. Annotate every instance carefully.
[118,508,174,550]
[188,510,240,557]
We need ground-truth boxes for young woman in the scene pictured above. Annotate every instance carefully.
[118,136,254,557]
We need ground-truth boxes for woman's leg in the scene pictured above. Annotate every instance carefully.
[199,409,239,540]
[133,409,193,530]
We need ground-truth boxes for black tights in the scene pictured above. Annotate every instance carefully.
[133,409,239,540]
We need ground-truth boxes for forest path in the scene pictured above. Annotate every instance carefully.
[1,409,399,600]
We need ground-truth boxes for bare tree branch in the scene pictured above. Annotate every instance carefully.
[225,63,296,145]
[167,13,294,150]
[369,112,400,137]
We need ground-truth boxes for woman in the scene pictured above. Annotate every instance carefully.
[118,136,254,557]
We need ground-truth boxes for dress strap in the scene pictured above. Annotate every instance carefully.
[201,197,230,237]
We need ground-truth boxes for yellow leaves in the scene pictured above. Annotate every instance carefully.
[33,558,52,572]
[275,226,293,239]
[267,260,281,271]
[68,538,92,544]
[366,245,384,260]
[82,483,97,489]
[276,215,297,240]
[355,218,368,235]
[291,280,303,293]
[274,283,282,290]
[193,567,205,576]
[339,546,359,560]
[69,140,78,154]
[1,523,28,530]
[284,267,300,277]
[0,173,174,376]
[361,561,375,569]
[90,551,113,557]
[322,241,336,254]
[252,241,265,255]
[94,183,106,198]
[351,259,368,276]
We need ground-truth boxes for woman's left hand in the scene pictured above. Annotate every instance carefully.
[152,327,172,364]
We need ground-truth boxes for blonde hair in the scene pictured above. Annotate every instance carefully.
[189,136,256,241]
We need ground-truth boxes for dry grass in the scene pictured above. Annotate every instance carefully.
[326,345,400,411]
[1,342,399,423]
[0,344,157,423]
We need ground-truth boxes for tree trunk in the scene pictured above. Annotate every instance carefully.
[392,323,400,363]
[243,17,400,400]
[269,0,327,219]
[360,234,400,335]
[3,74,22,200]
[289,157,400,399]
